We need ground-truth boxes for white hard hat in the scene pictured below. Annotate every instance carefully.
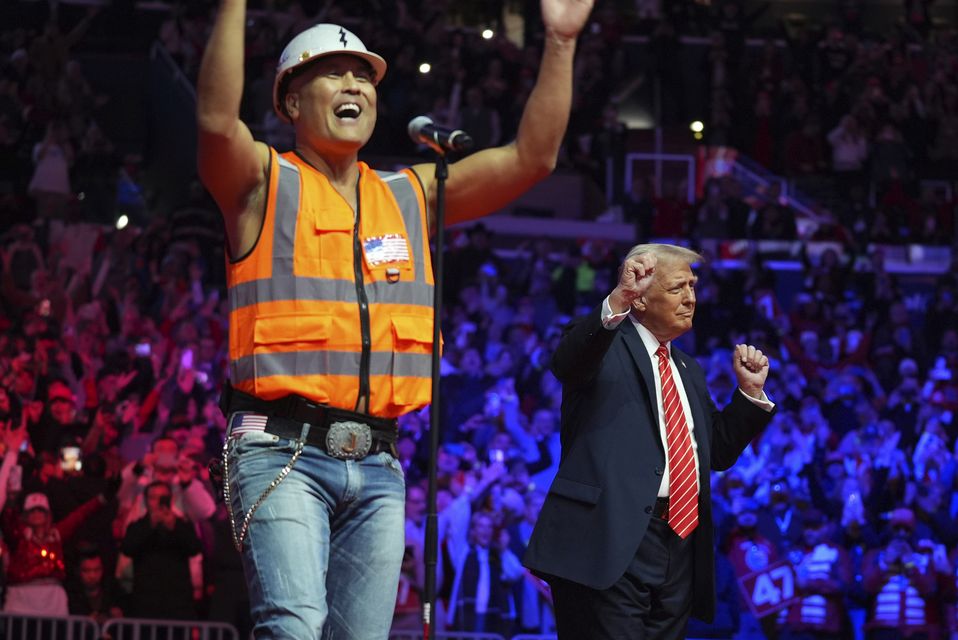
[273,23,387,122]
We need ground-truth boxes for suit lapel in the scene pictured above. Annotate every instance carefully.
[620,322,659,428]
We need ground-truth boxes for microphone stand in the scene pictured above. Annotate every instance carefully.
[422,149,448,640]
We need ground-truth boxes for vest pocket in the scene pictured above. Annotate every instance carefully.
[292,205,354,278]
[253,313,332,345]
[390,315,433,407]
[251,313,333,398]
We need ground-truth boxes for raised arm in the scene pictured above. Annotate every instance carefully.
[196,0,270,256]
[412,0,595,229]
[552,253,656,386]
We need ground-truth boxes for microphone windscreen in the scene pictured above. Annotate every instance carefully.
[407,116,433,140]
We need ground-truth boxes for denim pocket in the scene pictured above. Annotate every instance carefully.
[378,450,406,481]
[228,430,289,462]
[225,430,301,528]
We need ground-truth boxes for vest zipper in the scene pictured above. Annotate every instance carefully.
[353,180,372,412]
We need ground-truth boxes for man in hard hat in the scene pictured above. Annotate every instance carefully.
[196,1,595,637]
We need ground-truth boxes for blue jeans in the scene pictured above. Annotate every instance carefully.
[226,426,406,639]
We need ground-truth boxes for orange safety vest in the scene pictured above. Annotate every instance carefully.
[227,149,436,418]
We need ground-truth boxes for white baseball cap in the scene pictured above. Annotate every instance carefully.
[273,23,387,123]
[23,492,50,512]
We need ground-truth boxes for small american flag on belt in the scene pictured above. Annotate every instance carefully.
[363,234,409,266]
[229,412,269,437]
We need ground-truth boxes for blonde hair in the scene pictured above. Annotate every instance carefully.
[624,243,704,266]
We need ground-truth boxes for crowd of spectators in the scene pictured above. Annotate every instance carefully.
[1,212,958,639]
[2,0,957,241]
[639,0,958,249]
[234,0,958,250]
[0,0,957,639]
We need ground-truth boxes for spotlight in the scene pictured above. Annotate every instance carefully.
[481,29,494,40]
[689,121,704,133]
[419,62,431,74]
[116,214,129,230]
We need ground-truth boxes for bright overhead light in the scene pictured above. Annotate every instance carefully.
[116,214,129,230]
[419,62,431,74]
[689,120,704,133]
[481,29,494,40]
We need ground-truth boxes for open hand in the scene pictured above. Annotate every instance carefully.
[1,418,27,455]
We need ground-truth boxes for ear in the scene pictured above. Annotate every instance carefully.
[284,92,300,121]
[632,295,647,313]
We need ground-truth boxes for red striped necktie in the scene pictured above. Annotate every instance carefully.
[655,344,699,539]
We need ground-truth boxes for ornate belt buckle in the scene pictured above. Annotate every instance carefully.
[326,421,372,460]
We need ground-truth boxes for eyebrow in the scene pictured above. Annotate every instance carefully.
[661,276,697,288]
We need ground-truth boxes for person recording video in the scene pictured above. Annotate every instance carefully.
[120,480,201,621]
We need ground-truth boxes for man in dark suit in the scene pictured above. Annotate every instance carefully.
[524,243,774,639]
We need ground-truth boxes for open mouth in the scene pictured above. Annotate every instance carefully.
[334,103,362,119]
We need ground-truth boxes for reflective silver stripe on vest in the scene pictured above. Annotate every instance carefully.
[229,155,434,384]
[231,350,433,383]
[229,276,433,310]
[273,156,301,277]
[375,170,428,283]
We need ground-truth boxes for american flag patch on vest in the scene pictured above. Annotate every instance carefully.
[228,412,269,437]
[362,234,410,266]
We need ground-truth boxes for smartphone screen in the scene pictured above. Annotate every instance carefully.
[180,348,194,370]
[60,446,81,472]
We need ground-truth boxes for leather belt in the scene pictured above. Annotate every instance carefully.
[228,412,396,460]
[221,383,398,460]
[220,381,398,434]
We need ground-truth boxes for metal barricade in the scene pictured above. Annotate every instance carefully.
[0,612,100,640]
[388,632,507,640]
[102,617,240,640]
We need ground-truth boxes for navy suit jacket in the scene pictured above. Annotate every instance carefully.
[523,305,774,622]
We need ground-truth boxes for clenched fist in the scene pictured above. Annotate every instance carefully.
[732,344,769,399]
[609,253,657,314]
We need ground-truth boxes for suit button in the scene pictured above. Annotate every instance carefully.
[644,506,653,514]
[655,467,663,476]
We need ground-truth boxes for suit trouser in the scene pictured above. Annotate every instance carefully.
[549,515,694,640]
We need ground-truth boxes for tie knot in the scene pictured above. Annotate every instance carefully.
[656,344,669,360]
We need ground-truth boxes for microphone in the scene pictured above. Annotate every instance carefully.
[407,116,473,153]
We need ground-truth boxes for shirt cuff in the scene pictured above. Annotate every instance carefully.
[738,388,775,412]
[601,296,630,330]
